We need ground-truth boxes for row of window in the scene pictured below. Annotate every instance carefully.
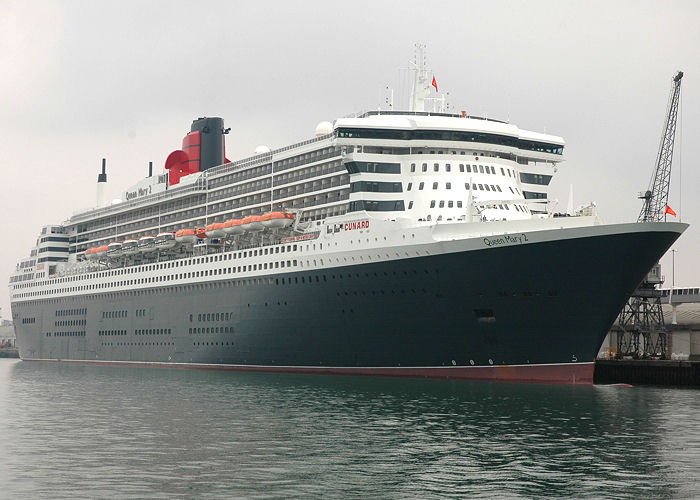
[55,319,86,327]
[191,312,233,322]
[56,308,87,316]
[410,163,507,176]
[135,328,172,335]
[348,200,405,212]
[99,330,127,336]
[428,200,464,209]
[523,191,547,200]
[520,173,552,185]
[350,181,403,193]
[45,331,85,337]
[337,127,564,155]
[189,327,234,334]
[39,236,69,243]
[477,203,530,213]
[345,161,401,174]
[102,310,128,319]
[38,246,68,253]
[101,341,175,347]
[406,181,505,193]
[21,317,36,324]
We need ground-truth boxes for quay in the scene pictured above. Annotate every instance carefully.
[596,289,700,386]
[594,359,700,386]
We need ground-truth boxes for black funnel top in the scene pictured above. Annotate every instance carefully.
[191,117,225,171]
[97,158,107,183]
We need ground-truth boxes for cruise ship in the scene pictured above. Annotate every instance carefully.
[9,49,686,383]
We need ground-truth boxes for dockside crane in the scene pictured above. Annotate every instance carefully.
[616,71,683,359]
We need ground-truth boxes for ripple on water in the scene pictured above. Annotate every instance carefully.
[0,359,699,498]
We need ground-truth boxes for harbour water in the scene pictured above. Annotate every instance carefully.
[0,358,698,498]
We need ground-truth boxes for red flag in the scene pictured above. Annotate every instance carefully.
[431,75,438,92]
[665,205,677,217]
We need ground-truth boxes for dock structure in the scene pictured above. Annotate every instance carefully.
[597,290,700,385]
[600,289,700,360]
[594,359,700,385]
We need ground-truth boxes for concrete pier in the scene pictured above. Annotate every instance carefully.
[594,359,700,386]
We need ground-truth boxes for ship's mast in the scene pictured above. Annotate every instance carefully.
[409,44,430,112]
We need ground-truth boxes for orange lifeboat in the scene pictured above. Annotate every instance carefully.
[262,211,294,229]
[95,245,109,258]
[223,219,244,236]
[204,222,226,238]
[241,215,265,232]
[175,229,197,245]
[85,248,98,261]
[195,227,208,239]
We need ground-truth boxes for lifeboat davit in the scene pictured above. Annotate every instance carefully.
[241,215,265,232]
[122,239,140,256]
[204,222,226,239]
[223,219,244,236]
[107,242,123,258]
[262,211,294,229]
[85,248,98,261]
[138,235,157,253]
[175,229,197,245]
[155,232,177,250]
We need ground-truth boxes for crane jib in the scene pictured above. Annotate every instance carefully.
[638,71,683,223]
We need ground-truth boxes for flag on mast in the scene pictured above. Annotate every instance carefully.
[431,75,438,92]
[665,205,677,217]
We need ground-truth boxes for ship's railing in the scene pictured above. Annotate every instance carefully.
[341,109,509,124]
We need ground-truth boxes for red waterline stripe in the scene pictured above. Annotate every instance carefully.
[21,359,594,385]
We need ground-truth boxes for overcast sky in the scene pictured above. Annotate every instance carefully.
[1,0,699,318]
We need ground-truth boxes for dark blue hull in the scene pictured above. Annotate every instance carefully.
[11,225,683,383]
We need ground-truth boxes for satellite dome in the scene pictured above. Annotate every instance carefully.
[111,198,122,205]
[315,121,333,137]
[255,145,271,155]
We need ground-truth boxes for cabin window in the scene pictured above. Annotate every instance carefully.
[432,182,438,190]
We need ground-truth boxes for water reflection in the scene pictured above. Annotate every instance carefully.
[1,360,698,498]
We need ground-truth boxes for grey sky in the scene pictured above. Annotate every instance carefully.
[2,0,699,318]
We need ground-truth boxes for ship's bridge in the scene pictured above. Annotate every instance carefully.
[335,111,564,222]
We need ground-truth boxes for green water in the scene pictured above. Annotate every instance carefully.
[0,358,698,498]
